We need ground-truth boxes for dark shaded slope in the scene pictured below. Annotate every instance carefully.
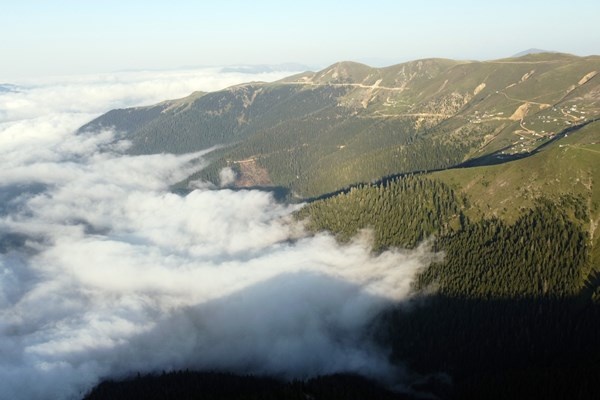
[384,295,600,400]
[84,372,415,400]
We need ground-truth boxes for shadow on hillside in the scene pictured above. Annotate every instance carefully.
[457,117,599,168]
[84,371,417,400]
[82,289,600,400]
[82,272,424,399]
[76,260,600,400]
[380,293,600,400]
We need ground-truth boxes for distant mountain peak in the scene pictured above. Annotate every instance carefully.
[220,63,311,74]
[512,48,554,57]
[0,83,19,93]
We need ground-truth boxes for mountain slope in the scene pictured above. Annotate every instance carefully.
[79,54,600,400]
[81,53,600,197]
[512,48,555,57]
[432,118,600,277]
[294,123,600,398]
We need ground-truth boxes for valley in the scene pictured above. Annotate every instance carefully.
[77,52,600,399]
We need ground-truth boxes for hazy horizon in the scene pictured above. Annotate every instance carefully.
[3,0,600,80]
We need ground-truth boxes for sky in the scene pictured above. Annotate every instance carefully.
[2,0,600,80]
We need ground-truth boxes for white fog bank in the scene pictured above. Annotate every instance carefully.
[0,68,435,400]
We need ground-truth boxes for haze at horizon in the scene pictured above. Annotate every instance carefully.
[3,0,600,79]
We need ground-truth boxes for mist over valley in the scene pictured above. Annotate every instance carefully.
[0,67,439,400]
[1,50,600,400]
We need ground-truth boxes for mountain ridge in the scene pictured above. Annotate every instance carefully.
[512,48,556,57]
[79,52,600,197]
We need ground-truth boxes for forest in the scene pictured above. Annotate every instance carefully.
[297,174,599,398]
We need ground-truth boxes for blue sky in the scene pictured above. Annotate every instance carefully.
[3,0,600,79]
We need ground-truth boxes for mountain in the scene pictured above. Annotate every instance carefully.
[79,52,600,291]
[81,53,600,197]
[0,83,19,93]
[81,53,600,399]
[512,48,555,57]
[220,63,312,74]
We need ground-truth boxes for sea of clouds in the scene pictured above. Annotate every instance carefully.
[0,67,436,400]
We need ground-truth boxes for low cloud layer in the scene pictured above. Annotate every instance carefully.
[0,67,299,123]
[0,69,435,400]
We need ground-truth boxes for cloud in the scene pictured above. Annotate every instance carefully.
[0,69,436,400]
[0,67,299,124]
[219,166,237,187]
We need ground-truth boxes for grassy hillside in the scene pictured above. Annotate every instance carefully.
[81,53,600,197]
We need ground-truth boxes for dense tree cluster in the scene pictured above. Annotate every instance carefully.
[298,175,591,298]
[297,175,463,250]
[420,200,589,298]
[287,135,473,196]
